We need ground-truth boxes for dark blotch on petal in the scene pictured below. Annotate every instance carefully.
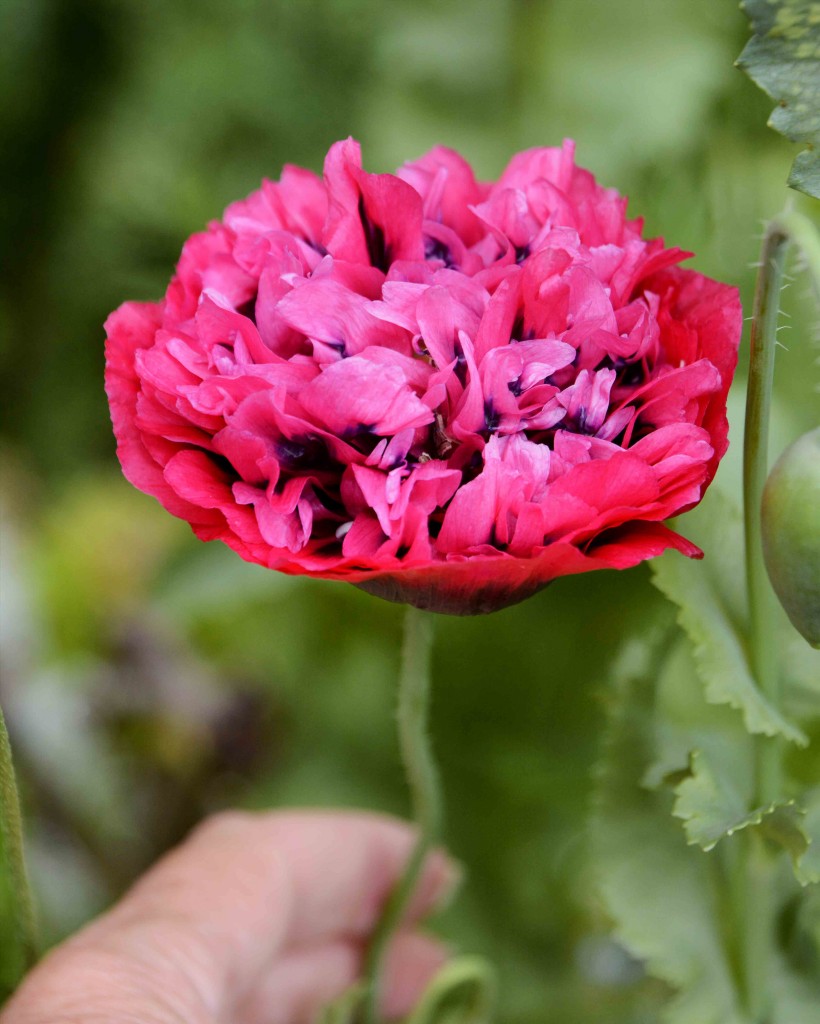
[235,294,258,324]
[484,401,501,433]
[276,436,336,473]
[358,196,391,271]
[453,339,469,385]
[611,357,645,386]
[424,236,455,268]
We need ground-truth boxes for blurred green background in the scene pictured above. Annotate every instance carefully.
[0,0,817,1018]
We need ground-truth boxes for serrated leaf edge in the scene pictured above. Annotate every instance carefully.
[650,561,808,747]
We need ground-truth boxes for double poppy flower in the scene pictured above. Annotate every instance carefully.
[105,139,740,613]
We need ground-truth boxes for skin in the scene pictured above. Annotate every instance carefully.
[1,810,458,1024]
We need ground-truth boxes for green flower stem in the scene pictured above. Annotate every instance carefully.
[744,222,787,811]
[731,831,772,1021]
[744,208,820,808]
[0,701,38,979]
[360,607,441,1024]
[740,207,820,1021]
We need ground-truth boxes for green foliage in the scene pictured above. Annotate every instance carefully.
[591,640,745,1024]
[645,632,811,865]
[651,484,820,869]
[591,477,820,1017]
[592,627,820,1022]
[673,750,779,852]
[650,492,807,746]
[737,0,820,198]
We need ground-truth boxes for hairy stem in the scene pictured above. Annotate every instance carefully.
[361,607,441,1024]
[744,207,820,807]
[740,206,820,1021]
[0,702,38,981]
[744,221,788,811]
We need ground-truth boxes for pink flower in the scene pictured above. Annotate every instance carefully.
[105,138,741,614]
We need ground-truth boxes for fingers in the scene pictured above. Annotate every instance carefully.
[2,810,458,1024]
[236,931,452,1024]
[247,810,459,945]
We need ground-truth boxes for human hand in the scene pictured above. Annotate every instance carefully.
[1,810,458,1023]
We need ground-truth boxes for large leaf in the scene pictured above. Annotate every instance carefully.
[592,637,820,1022]
[647,622,818,880]
[590,640,747,1024]
[737,0,820,198]
[641,635,748,791]
[651,491,807,746]
[653,645,803,856]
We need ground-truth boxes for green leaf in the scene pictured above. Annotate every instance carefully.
[795,787,820,885]
[647,619,820,901]
[673,749,765,852]
[651,491,807,746]
[788,147,820,195]
[737,0,820,199]
[592,636,820,1021]
[642,635,749,792]
[591,641,747,1024]
[648,636,812,868]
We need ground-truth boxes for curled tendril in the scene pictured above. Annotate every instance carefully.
[405,956,496,1024]
[319,956,496,1024]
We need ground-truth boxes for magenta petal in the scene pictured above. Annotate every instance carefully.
[495,139,576,193]
[398,145,488,245]
[164,449,233,509]
[298,356,433,437]
[322,137,424,269]
[276,277,400,357]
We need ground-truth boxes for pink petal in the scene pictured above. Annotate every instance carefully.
[298,356,433,437]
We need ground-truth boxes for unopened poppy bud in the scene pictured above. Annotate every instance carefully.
[761,427,820,647]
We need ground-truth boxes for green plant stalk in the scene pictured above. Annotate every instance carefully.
[360,607,441,1024]
[744,208,820,808]
[744,221,787,812]
[0,702,38,978]
[740,207,820,1021]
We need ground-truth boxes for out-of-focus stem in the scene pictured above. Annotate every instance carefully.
[0,702,38,980]
[360,607,441,1024]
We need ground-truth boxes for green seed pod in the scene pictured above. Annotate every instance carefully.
[761,427,820,648]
